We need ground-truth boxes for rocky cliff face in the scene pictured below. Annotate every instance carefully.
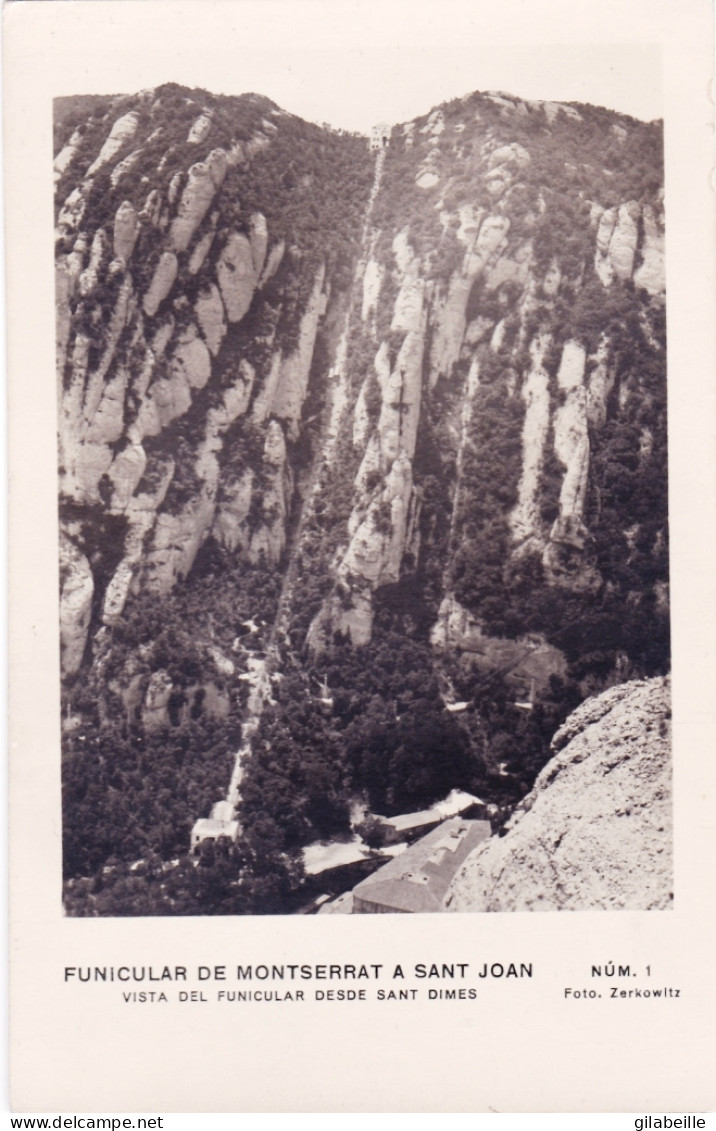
[444,676,672,911]
[55,85,372,674]
[297,93,666,676]
[57,85,670,915]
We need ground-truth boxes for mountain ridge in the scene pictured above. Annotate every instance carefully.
[56,82,669,915]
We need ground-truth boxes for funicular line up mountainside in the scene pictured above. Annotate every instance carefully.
[56,84,669,916]
[191,145,389,849]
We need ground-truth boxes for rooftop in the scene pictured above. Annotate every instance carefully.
[374,789,486,834]
[317,892,354,915]
[190,817,239,845]
[351,817,491,913]
[302,838,406,876]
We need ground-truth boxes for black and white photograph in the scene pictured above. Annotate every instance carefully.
[7,0,716,1114]
[55,65,670,919]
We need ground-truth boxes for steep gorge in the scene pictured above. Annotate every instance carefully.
[56,85,668,915]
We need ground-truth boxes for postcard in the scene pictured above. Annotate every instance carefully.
[6,0,716,1113]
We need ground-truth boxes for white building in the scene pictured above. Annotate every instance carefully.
[370,789,488,844]
[190,799,239,852]
[370,123,391,150]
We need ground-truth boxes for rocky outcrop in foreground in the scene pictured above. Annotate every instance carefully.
[445,677,672,912]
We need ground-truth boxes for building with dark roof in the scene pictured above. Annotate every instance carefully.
[351,817,491,914]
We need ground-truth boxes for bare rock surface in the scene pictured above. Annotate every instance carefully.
[169,161,219,253]
[142,670,173,731]
[362,259,382,321]
[54,127,82,183]
[170,327,212,391]
[113,201,140,263]
[143,251,178,316]
[258,240,285,288]
[249,213,268,276]
[188,223,217,275]
[111,149,142,189]
[59,535,94,676]
[216,231,256,323]
[609,201,640,281]
[510,333,550,543]
[633,205,665,295]
[187,114,212,144]
[445,677,672,912]
[87,111,140,176]
[271,265,326,438]
[195,284,226,356]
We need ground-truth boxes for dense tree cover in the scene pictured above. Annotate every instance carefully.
[450,352,526,629]
[239,630,486,837]
[274,308,384,650]
[59,499,129,624]
[54,93,119,152]
[57,82,374,537]
[63,834,304,917]
[444,282,669,678]
[233,628,590,866]
[63,715,238,878]
[372,88,662,283]
[56,85,271,223]
[441,89,663,211]
[62,549,281,875]
[56,82,373,299]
